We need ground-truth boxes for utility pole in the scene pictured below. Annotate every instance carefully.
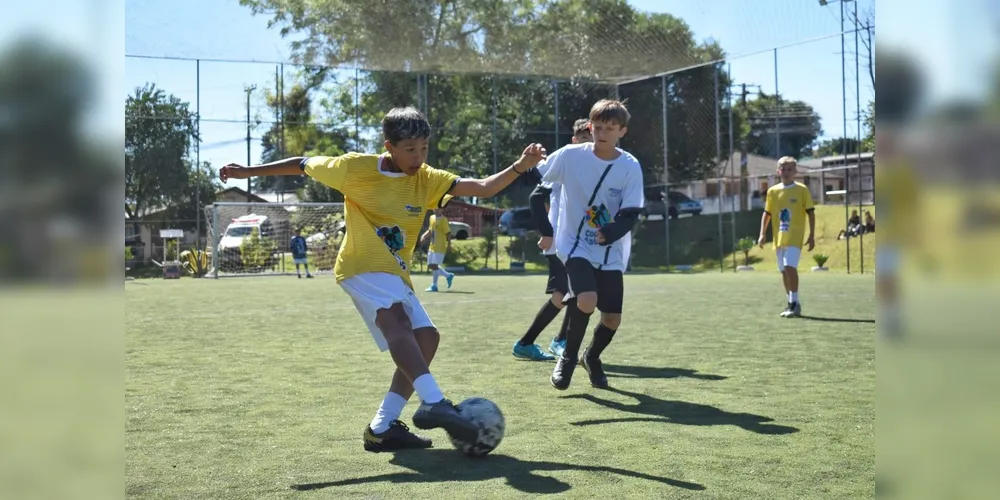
[244,84,256,202]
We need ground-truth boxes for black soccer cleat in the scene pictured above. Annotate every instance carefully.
[581,349,609,389]
[551,354,577,390]
[363,420,433,453]
[411,399,480,444]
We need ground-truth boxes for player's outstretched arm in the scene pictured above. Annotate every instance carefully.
[449,144,546,198]
[219,157,306,181]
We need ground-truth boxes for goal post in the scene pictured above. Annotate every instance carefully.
[204,202,345,278]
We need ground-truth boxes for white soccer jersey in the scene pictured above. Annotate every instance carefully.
[541,142,644,271]
[535,160,562,256]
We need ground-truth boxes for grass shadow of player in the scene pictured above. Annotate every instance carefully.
[562,387,799,435]
[290,448,705,494]
[441,290,476,295]
[800,315,875,324]
[602,364,727,381]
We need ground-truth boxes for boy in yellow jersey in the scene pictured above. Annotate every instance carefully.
[219,107,546,453]
[420,209,454,292]
[758,156,816,318]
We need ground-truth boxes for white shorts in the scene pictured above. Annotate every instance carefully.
[427,251,446,266]
[339,272,435,351]
[876,245,899,277]
[775,246,802,271]
[293,257,308,265]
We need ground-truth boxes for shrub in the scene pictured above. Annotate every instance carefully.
[736,236,756,266]
[813,253,830,268]
[240,228,278,270]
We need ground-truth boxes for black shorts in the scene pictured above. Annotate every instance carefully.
[545,255,569,295]
[564,257,625,314]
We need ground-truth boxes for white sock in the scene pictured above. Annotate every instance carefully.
[432,271,440,286]
[789,291,799,303]
[370,392,408,434]
[412,373,444,404]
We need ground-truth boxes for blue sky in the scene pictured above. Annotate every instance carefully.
[122,0,981,188]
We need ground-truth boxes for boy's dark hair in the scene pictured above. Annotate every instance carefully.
[589,99,630,128]
[572,118,590,136]
[382,107,431,144]
[875,49,923,125]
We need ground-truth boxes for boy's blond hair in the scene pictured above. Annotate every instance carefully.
[777,156,797,168]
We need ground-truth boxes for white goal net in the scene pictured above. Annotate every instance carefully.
[204,202,345,278]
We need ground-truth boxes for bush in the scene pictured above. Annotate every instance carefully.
[125,245,134,263]
[813,253,830,268]
[180,248,210,277]
[240,228,278,270]
[736,236,756,266]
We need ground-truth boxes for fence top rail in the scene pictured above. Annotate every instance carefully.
[211,202,345,207]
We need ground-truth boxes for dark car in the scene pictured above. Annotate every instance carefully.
[498,207,535,236]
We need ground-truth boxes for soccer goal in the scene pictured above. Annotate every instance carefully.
[204,202,345,278]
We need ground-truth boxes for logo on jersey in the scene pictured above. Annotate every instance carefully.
[586,204,612,229]
[778,208,792,232]
[404,204,423,215]
[607,187,622,199]
[376,225,408,271]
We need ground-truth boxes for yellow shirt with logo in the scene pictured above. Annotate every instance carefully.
[765,182,815,249]
[874,163,918,246]
[301,153,458,288]
[429,214,451,254]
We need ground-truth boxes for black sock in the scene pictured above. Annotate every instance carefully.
[520,301,561,346]
[563,303,593,361]
[586,324,617,360]
[554,297,575,343]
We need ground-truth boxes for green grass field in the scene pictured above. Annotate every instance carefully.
[126,273,875,499]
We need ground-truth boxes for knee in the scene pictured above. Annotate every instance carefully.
[413,327,440,358]
[551,292,565,308]
[600,313,621,330]
[576,292,598,314]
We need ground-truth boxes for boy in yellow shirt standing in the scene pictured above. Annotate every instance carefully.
[758,156,816,318]
[421,209,455,292]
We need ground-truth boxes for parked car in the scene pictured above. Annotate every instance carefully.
[498,207,535,236]
[644,191,704,219]
[449,221,472,240]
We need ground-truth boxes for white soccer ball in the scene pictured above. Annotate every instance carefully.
[448,397,506,457]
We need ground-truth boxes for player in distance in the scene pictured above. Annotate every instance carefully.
[219,107,546,452]
[757,157,816,318]
[534,100,645,390]
[512,118,593,361]
[420,208,455,292]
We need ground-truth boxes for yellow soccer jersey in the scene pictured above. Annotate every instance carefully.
[429,214,451,254]
[302,153,458,288]
[875,162,919,245]
[765,182,815,249]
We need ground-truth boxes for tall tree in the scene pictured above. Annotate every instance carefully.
[125,84,199,223]
[815,137,863,157]
[741,92,822,159]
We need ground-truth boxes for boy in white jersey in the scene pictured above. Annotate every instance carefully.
[536,100,645,390]
[219,107,546,452]
[512,118,593,361]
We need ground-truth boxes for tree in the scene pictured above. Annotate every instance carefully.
[741,92,822,159]
[815,137,862,157]
[241,0,730,200]
[862,100,874,152]
[125,84,199,224]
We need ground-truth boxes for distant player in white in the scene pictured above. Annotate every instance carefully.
[512,118,593,361]
[535,99,645,390]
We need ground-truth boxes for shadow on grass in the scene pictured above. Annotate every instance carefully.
[603,365,727,381]
[291,448,705,494]
[562,387,799,435]
[800,315,875,324]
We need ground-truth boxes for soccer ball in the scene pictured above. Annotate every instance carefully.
[448,397,505,457]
